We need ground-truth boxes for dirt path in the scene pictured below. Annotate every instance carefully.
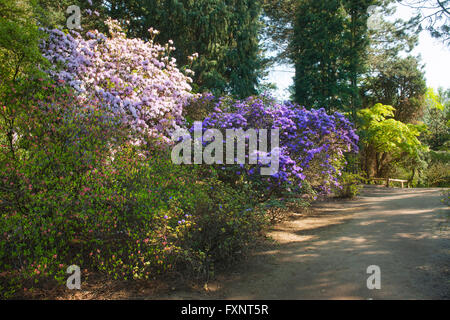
[163,186,450,300]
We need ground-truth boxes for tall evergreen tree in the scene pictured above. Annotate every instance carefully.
[342,0,380,119]
[290,0,379,115]
[105,0,265,98]
[225,0,265,98]
[362,4,426,124]
[262,0,297,63]
[362,55,427,123]
[290,0,349,113]
[35,0,106,30]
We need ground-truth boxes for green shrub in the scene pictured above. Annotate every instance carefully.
[442,189,450,206]
[333,172,365,199]
[0,80,269,297]
[421,162,450,187]
[429,150,450,164]
[177,173,268,278]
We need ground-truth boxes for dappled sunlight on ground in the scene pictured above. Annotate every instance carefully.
[52,186,449,300]
[159,186,449,300]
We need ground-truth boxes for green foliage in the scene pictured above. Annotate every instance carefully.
[421,88,450,151]
[358,5,433,182]
[424,88,445,111]
[105,0,266,98]
[367,3,419,63]
[0,79,269,297]
[178,174,268,277]
[362,4,426,125]
[418,150,450,187]
[421,162,450,187]
[262,0,297,65]
[291,0,349,113]
[290,0,378,115]
[258,195,312,224]
[359,104,427,156]
[362,56,427,124]
[429,150,450,163]
[0,0,48,82]
[358,103,428,178]
[35,0,106,30]
[334,172,365,199]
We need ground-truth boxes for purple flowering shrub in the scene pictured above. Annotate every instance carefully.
[0,14,359,297]
[0,79,266,297]
[193,94,359,197]
[40,18,197,141]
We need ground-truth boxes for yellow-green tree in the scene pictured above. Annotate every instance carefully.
[0,0,47,83]
[358,103,428,179]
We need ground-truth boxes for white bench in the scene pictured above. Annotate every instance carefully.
[369,178,409,188]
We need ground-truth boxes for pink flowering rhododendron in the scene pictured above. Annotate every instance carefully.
[40,18,197,140]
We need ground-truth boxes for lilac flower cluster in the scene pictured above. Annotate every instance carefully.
[198,94,359,194]
[40,18,197,141]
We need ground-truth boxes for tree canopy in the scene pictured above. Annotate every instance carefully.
[103,0,266,98]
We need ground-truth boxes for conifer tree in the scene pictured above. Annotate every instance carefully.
[290,0,349,113]
[106,0,265,98]
[270,0,380,116]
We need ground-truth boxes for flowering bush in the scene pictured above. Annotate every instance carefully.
[40,18,197,140]
[0,79,266,297]
[190,94,359,197]
[0,14,359,297]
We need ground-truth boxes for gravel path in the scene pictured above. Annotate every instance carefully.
[165,186,450,300]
